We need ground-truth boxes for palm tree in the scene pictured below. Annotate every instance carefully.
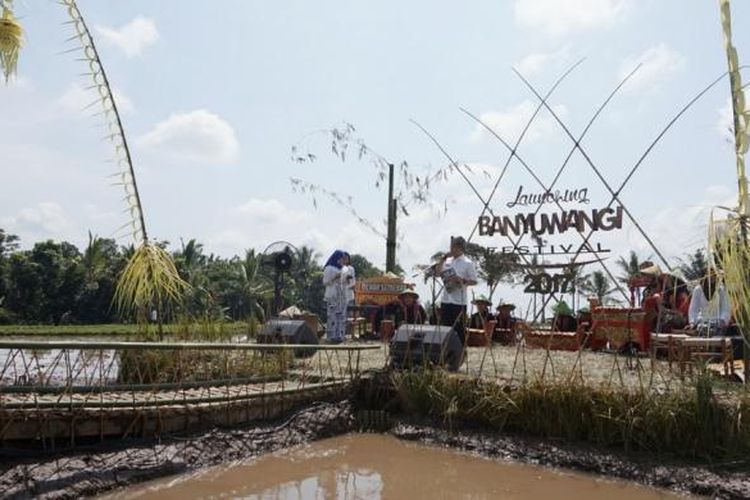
[238,249,271,322]
[678,249,708,281]
[464,243,519,299]
[614,251,646,285]
[581,270,617,304]
[290,246,324,315]
[567,264,591,311]
[82,232,108,288]
[175,238,206,284]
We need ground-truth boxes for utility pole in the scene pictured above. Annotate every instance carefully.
[385,163,397,273]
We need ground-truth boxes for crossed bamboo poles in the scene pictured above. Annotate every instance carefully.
[414,62,740,323]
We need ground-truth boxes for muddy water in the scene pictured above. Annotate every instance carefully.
[103,434,681,500]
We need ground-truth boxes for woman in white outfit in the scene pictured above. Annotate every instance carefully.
[323,250,348,343]
[341,253,356,307]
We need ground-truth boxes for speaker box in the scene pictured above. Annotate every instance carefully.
[257,319,319,358]
[389,324,464,372]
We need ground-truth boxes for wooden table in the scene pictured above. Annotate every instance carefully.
[650,332,690,370]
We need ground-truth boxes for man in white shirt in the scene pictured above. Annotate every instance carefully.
[435,236,478,345]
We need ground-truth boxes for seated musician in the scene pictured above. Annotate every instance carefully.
[552,300,577,332]
[495,301,517,330]
[469,295,495,329]
[396,290,427,326]
[640,264,688,332]
[373,289,426,333]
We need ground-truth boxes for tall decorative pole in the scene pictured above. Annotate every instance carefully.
[719,0,750,216]
[61,0,188,332]
[718,0,750,381]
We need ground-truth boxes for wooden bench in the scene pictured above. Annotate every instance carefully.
[679,337,735,376]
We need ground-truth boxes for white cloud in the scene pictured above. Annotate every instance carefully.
[514,0,629,38]
[0,202,71,241]
[210,198,323,254]
[95,16,159,58]
[619,43,685,93]
[515,46,570,77]
[469,99,567,144]
[58,83,134,115]
[233,198,308,225]
[4,75,32,91]
[112,89,134,114]
[137,110,239,164]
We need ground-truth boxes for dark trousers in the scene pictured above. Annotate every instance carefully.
[440,303,467,345]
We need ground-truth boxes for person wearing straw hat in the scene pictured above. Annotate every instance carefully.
[640,262,689,332]
[395,289,427,327]
[373,289,426,334]
[469,295,495,329]
[495,301,517,330]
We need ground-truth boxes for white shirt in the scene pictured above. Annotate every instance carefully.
[341,265,356,303]
[688,284,731,325]
[440,254,478,306]
[323,265,343,303]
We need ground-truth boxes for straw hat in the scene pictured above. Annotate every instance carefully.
[472,295,492,306]
[399,289,419,299]
[496,301,516,311]
[639,263,663,276]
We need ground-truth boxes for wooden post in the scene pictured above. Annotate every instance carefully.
[386,163,397,273]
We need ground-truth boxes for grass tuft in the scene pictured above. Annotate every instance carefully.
[391,368,750,462]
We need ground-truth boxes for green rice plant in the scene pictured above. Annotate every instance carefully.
[390,368,750,461]
[114,244,188,325]
[117,348,292,385]
[0,0,22,82]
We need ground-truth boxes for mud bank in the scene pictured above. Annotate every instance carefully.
[2,403,749,499]
[0,401,357,499]
[392,422,750,499]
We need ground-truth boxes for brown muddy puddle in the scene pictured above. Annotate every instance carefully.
[101,434,683,499]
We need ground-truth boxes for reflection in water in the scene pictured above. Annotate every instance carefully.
[103,434,681,500]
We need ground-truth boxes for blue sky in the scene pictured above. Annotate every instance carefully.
[1,0,749,313]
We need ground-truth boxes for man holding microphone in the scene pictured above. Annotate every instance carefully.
[435,236,478,345]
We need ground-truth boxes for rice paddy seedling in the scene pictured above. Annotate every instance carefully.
[0,0,22,82]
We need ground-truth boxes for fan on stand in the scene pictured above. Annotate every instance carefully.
[260,241,297,317]
[257,241,319,356]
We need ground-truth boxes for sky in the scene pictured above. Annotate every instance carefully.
[1,0,749,316]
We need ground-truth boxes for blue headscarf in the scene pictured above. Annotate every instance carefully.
[324,249,347,269]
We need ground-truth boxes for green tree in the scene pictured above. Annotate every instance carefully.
[465,243,520,299]
[615,251,645,285]
[348,253,381,279]
[581,270,617,305]
[679,248,708,281]
[76,234,126,323]
[289,246,325,316]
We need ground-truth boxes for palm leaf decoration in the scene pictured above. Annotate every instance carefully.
[0,0,23,82]
[61,0,188,324]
